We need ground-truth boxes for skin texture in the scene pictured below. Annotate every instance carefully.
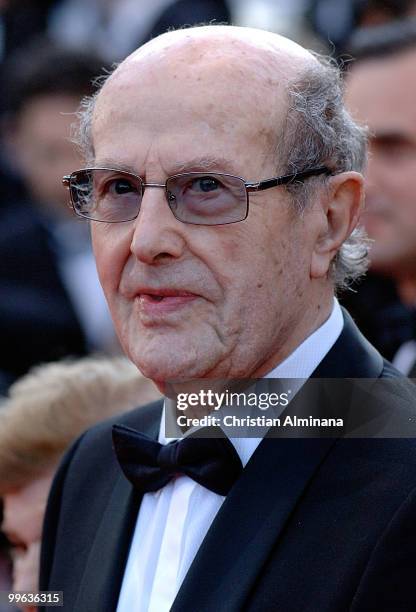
[345,49,416,294]
[2,473,53,612]
[89,26,363,391]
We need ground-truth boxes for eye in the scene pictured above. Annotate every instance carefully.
[190,176,222,193]
[107,177,138,195]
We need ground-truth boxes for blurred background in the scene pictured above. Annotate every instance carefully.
[1,1,416,610]
[2,0,416,65]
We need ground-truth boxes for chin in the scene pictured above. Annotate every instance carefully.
[132,358,207,385]
[123,320,220,376]
[126,339,221,385]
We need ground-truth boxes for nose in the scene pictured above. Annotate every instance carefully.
[129,186,187,264]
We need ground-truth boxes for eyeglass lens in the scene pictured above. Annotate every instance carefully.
[69,169,249,225]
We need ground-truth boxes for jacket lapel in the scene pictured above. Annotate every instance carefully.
[74,401,163,612]
[74,475,142,612]
[312,308,384,379]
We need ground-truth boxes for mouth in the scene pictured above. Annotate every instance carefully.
[138,288,198,300]
[135,289,200,316]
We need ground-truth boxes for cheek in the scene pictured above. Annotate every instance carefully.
[91,225,130,298]
[210,225,286,318]
[263,222,310,304]
[205,229,260,299]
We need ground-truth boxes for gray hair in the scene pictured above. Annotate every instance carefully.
[73,72,108,164]
[73,51,370,291]
[279,53,370,290]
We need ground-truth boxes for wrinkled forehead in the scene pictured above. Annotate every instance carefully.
[93,26,314,148]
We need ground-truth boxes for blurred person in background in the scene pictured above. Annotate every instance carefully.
[0,532,15,612]
[342,19,416,373]
[48,0,230,62]
[0,355,160,612]
[0,39,119,388]
[0,0,230,66]
[0,0,55,63]
[308,0,416,54]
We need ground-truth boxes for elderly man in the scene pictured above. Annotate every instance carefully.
[343,20,416,369]
[40,26,416,612]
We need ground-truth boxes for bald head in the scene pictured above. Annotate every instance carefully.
[112,25,316,87]
[92,26,319,170]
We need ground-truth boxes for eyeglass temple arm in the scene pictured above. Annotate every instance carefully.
[245,166,331,192]
[62,176,78,212]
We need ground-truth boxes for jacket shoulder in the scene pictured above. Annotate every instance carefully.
[40,399,163,593]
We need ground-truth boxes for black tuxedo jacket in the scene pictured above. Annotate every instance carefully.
[40,314,416,611]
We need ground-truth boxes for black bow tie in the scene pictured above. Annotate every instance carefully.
[112,424,243,496]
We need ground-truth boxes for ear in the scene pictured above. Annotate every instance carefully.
[310,171,364,279]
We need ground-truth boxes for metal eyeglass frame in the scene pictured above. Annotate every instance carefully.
[62,165,331,225]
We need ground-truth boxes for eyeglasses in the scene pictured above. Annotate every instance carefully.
[62,166,330,226]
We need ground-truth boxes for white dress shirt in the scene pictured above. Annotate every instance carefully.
[116,300,344,612]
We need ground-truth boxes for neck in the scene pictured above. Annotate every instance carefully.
[254,299,334,378]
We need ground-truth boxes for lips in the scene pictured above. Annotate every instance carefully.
[138,288,198,299]
[135,288,199,316]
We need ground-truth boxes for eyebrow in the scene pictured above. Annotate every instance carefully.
[92,156,241,177]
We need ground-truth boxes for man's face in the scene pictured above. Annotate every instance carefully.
[90,43,323,386]
[346,49,416,277]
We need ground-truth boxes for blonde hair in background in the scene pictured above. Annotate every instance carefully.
[0,356,160,494]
